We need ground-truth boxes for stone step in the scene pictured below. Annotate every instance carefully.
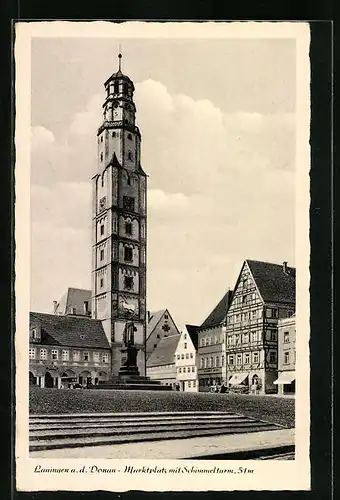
[29,414,246,427]
[30,420,271,440]
[29,416,253,430]
[29,424,278,452]
[29,410,238,420]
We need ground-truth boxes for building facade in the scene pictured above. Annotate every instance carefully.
[146,334,180,388]
[197,290,233,391]
[29,312,111,388]
[274,314,296,395]
[174,325,199,392]
[225,260,295,394]
[146,309,180,359]
[91,56,147,377]
[52,288,92,317]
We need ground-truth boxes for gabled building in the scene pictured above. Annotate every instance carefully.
[225,260,295,395]
[174,325,199,392]
[197,290,233,391]
[29,312,111,388]
[274,314,296,395]
[52,288,91,316]
[146,309,180,359]
[146,333,180,388]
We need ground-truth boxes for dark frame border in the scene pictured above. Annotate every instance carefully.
[1,7,333,500]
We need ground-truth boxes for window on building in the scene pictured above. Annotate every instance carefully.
[62,350,69,361]
[181,354,184,359]
[153,344,157,349]
[215,336,218,344]
[29,348,35,359]
[127,133,132,140]
[73,351,80,361]
[164,314,168,319]
[157,334,160,339]
[193,380,196,387]
[100,249,104,261]
[40,349,47,360]
[184,343,187,349]
[284,351,290,364]
[190,353,193,358]
[253,352,259,363]
[100,278,104,288]
[178,367,182,373]
[200,358,204,368]
[204,358,207,368]
[269,351,277,363]
[237,354,242,365]
[51,349,58,360]
[112,131,116,137]
[228,355,234,365]
[186,353,189,359]
[124,276,134,290]
[284,332,290,343]
[245,353,250,364]
[177,354,180,360]
[243,333,249,343]
[221,355,225,366]
[188,381,191,388]
[210,357,213,367]
[184,334,187,340]
[208,337,212,345]
[93,352,99,362]
[100,224,104,236]
[235,334,241,345]
[251,310,257,319]
[100,153,103,162]
[83,352,89,361]
[183,367,186,372]
[216,356,220,367]
[124,247,133,262]
[102,353,109,363]
[125,222,132,235]
[235,314,240,322]
[192,366,195,372]
[251,331,257,342]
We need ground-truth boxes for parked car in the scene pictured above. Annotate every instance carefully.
[209,385,221,393]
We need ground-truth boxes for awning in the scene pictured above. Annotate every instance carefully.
[229,373,249,386]
[273,371,295,385]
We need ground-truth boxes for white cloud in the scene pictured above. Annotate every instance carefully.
[31,126,55,149]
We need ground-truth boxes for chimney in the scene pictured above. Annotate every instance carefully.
[53,301,58,314]
[283,261,288,274]
[83,300,89,315]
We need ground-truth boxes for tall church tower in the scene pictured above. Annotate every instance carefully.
[91,55,147,377]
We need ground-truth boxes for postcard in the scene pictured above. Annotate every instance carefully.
[15,20,310,491]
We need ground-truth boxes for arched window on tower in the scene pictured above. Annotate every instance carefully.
[114,81,119,94]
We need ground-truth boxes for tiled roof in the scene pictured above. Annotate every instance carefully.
[30,312,110,349]
[247,260,296,304]
[147,309,167,338]
[199,290,234,330]
[55,288,91,316]
[146,334,180,367]
[185,324,199,350]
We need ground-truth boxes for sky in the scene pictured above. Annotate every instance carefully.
[30,37,296,330]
